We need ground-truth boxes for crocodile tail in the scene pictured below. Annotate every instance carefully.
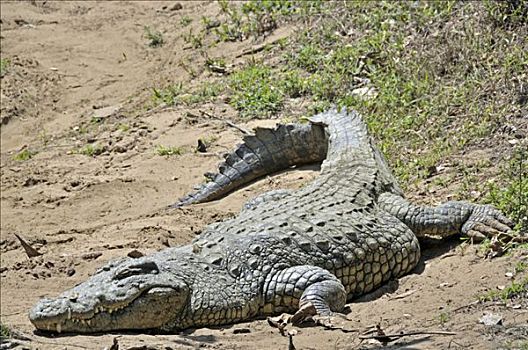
[309,107,403,195]
[171,122,328,208]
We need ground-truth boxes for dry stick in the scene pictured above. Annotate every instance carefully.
[359,330,456,341]
[235,37,285,58]
[199,110,252,135]
[14,233,42,258]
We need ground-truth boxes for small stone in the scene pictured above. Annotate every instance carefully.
[479,313,503,326]
[81,252,103,261]
[127,249,144,258]
[66,268,76,276]
[170,3,182,11]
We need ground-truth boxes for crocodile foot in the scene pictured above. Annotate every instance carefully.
[462,204,516,242]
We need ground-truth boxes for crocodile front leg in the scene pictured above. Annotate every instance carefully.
[378,192,515,241]
[262,265,346,324]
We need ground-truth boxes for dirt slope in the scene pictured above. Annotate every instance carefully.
[1,2,526,349]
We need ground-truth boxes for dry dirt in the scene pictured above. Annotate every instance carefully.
[1,2,526,350]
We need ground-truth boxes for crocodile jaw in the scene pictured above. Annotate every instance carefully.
[29,257,189,333]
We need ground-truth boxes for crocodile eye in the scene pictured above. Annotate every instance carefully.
[113,261,159,280]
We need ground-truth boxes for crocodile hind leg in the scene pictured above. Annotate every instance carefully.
[378,192,515,241]
[263,265,346,325]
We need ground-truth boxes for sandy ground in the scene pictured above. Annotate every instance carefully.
[1,2,526,349]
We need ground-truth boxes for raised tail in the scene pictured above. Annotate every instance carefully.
[171,107,401,208]
[171,122,328,207]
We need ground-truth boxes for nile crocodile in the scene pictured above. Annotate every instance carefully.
[29,109,514,333]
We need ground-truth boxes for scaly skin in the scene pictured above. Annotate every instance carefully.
[29,109,515,333]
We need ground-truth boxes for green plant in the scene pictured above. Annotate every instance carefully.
[156,145,185,156]
[183,29,204,49]
[13,149,36,161]
[478,277,528,302]
[144,26,164,47]
[151,83,183,106]
[117,123,130,132]
[0,58,9,77]
[180,15,192,27]
[0,322,10,339]
[438,312,450,324]
[229,64,284,118]
[484,0,528,27]
[485,146,528,233]
[78,144,104,157]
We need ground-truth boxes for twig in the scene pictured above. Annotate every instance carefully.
[235,37,285,58]
[359,330,456,342]
[14,233,42,258]
[388,289,417,300]
[199,110,252,135]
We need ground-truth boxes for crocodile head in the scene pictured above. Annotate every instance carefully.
[29,256,189,333]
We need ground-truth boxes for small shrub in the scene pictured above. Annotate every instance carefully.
[0,58,9,77]
[13,149,36,161]
[0,322,10,339]
[78,144,104,157]
[151,83,183,106]
[144,26,164,47]
[156,145,185,156]
[229,64,284,118]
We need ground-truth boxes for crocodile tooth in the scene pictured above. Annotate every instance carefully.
[87,320,91,326]
[108,308,113,314]
[56,323,62,334]
[67,308,72,320]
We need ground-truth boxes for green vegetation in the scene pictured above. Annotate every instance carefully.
[485,146,528,233]
[156,145,185,157]
[144,26,164,47]
[0,322,10,339]
[151,83,183,106]
[154,1,526,234]
[438,312,450,325]
[515,261,527,273]
[228,64,284,118]
[180,15,192,27]
[117,123,130,132]
[180,1,526,230]
[0,58,9,77]
[151,81,223,107]
[478,277,528,302]
[78,144,104,157]
[13,149,36,161]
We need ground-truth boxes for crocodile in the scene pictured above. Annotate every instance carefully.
[29,108,515,333]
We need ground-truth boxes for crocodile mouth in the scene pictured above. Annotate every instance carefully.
[31,286,181,333]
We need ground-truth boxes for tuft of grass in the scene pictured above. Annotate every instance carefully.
[183,29,204,49]
[156,145,185,157]
[229,63,284,118]
[484,0,528,27]
[117,123,130,132]
[212,0,321,42]
[0,322,10,339]
[144,26,164,47]
[151,83,183,106]
[0,58,9,77]
[438,312,450,325]
[485,146,528,233]
[13,149,36,161]
[478,277,528,302]
[78,144,104,157]
[179,15,192,27]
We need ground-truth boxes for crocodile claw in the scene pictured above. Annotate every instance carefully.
[462,205,516,242]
